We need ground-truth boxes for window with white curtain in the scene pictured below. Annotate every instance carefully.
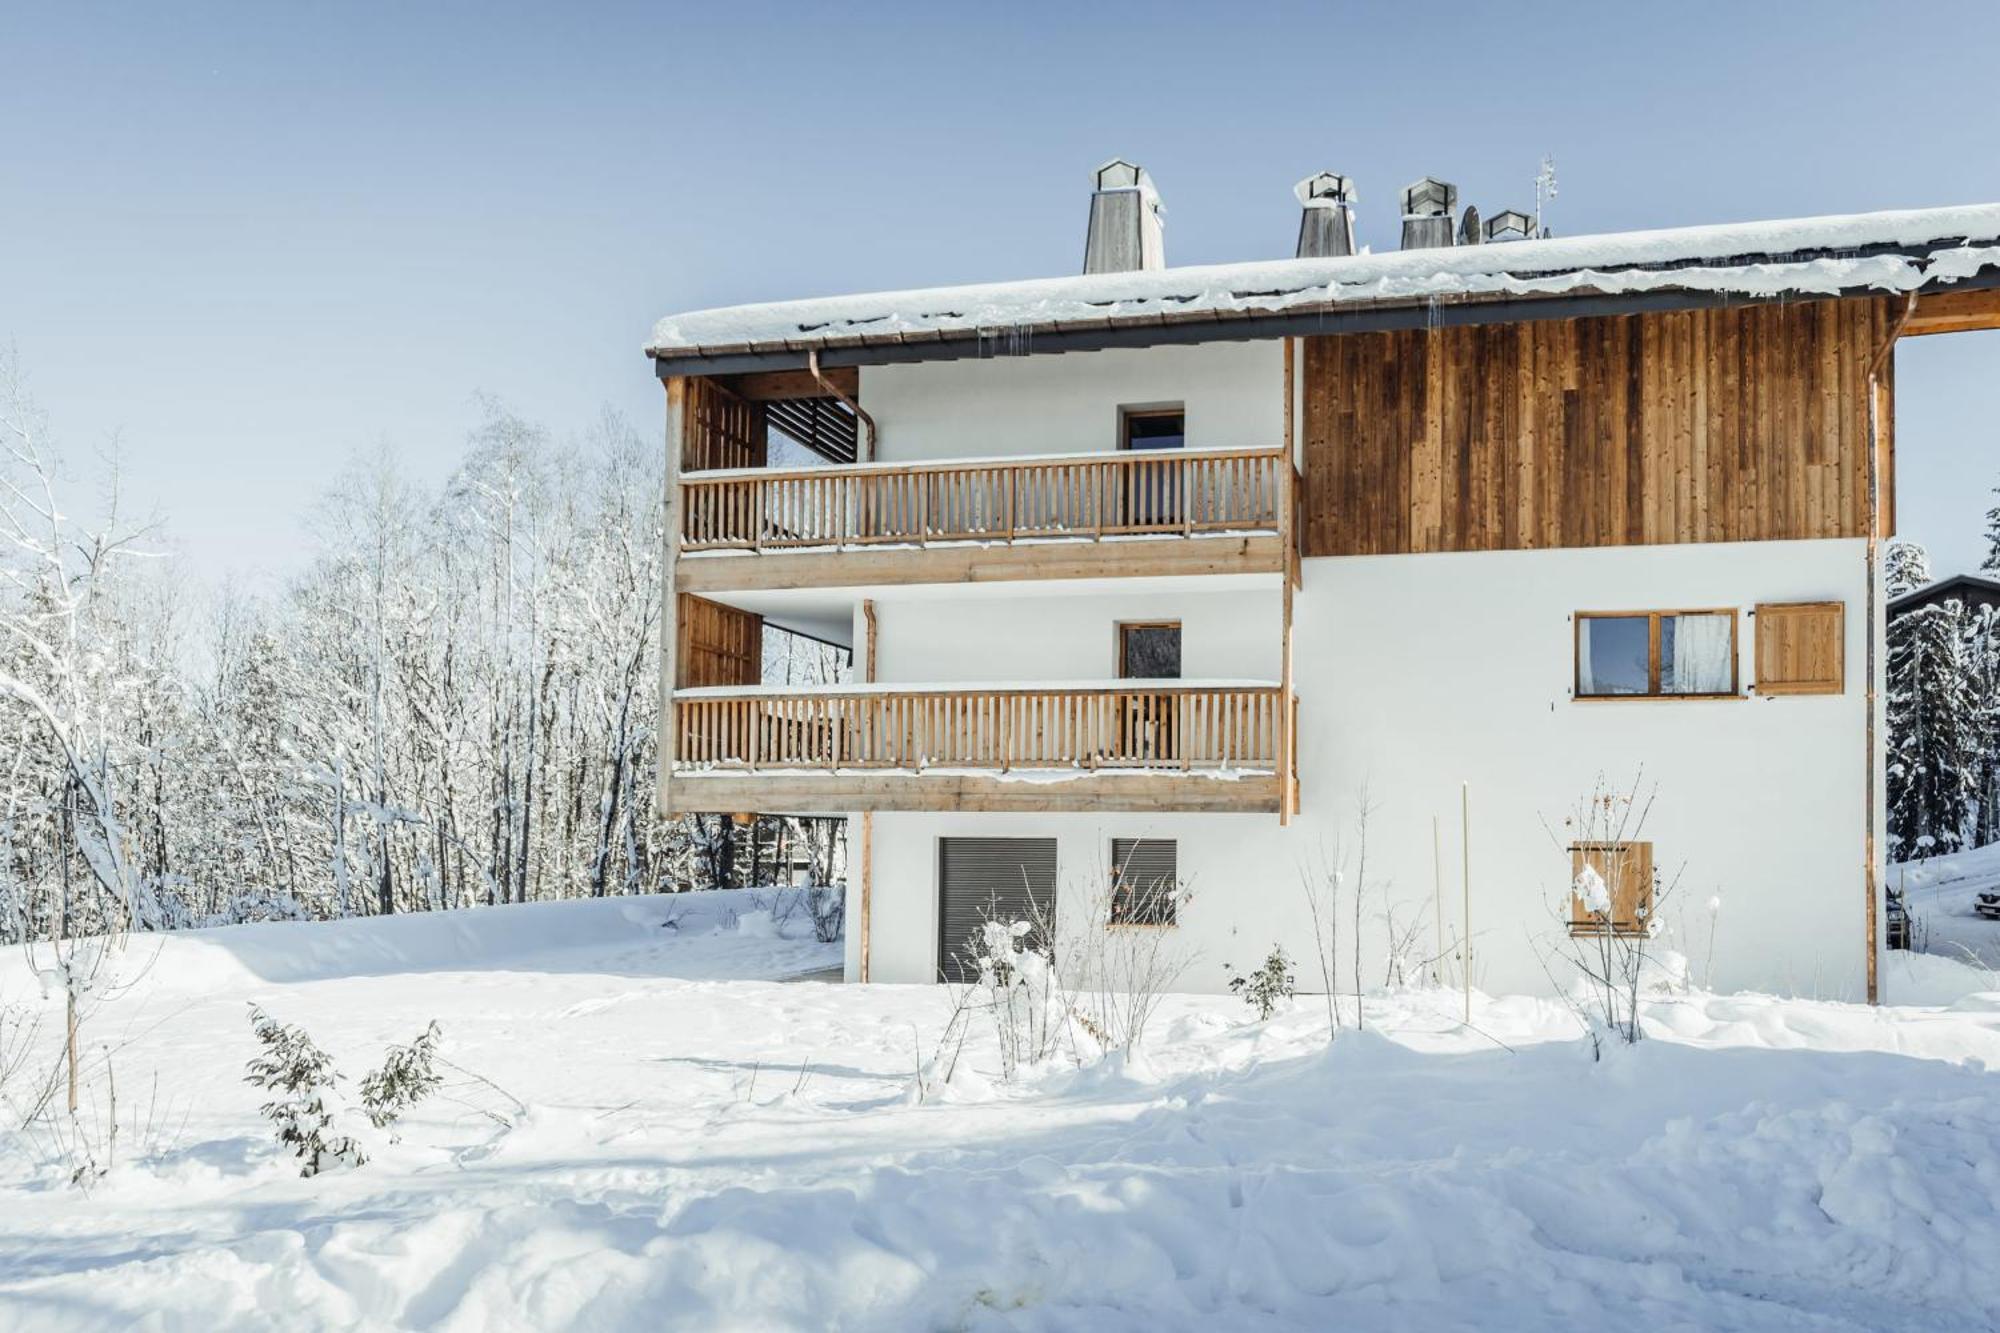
[1576,610,1737,698]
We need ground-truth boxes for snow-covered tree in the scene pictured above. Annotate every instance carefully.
[1885,539,1932,598]
[1980,480,2000,573]
[0,349,819,949]
[1965,605,2000,849]
[1887,594,1977,858]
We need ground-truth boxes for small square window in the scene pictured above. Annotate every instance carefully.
[1118,621,1182,680]
[1110,838,1178,926]
[1121,408,1185,452]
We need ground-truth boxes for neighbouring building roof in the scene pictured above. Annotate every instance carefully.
[649,203,2000,373]
[1888,572,2000,620]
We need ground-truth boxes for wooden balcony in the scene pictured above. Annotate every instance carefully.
[674,446,1295,593]
[663,682,1295,814]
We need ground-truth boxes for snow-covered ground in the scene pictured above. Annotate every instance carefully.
[3,895,2000,1331]
[1895,842,2000,969]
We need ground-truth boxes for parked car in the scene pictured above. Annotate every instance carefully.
[1886,888,1911,951]
[1976,890,2000,921]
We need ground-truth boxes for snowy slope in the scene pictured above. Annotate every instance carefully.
[2,897,2000,1330]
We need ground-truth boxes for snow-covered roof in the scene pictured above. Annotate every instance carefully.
[648,203,2000,366]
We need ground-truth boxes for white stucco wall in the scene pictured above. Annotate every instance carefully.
[847,538,1881,1002]
[863,585,1279,686]
[863,341,1284,462]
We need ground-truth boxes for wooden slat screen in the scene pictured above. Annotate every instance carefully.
[1569,841,1654,936]
[1301,297,1894,556]
[676,594,762,689]
[683,378,765,472]
[678,447,1290,552]
[673,684,1284,774]
[1753,601,1845,696]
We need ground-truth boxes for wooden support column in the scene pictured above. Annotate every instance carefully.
[1863,295,1916,1006]
[1279,569,1295,825]
[857,598,878,981]
[656,376,688,822]
[854,368,876,981]
[1278,338,1298,825]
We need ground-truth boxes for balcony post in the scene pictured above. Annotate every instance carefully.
[656,376,687,822]
[1279,449,1296,826]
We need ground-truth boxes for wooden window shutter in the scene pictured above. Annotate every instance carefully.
[1569,842,1654,936]
[1753,601,1844,696]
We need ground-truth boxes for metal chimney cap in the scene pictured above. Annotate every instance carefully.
[1400,177,1458,217]
[1485,209,1534,241]
[1294,172,1356,206]
[1094,158,1152,192]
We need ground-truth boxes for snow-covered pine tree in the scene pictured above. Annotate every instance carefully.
[1980,480,2000,573]
[1965,605,2000,848]
[1885,539,1932,598]
[244,1005,365,1177]
[1887,592,1978,858]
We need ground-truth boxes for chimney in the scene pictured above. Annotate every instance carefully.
[1083,159,1165,274]
[1294,172,1357,258]
[1399,177,1458,250]
[1484,209,1534,243]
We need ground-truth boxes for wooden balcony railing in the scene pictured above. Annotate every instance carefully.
[673,683,1288,774]
[679,447,1292,552]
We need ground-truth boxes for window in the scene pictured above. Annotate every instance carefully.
[1110,838,1178,926]
[1569,842,1654,936]
[1754,601,1844,696]
[1120,407,1185,452]
[1118,621,1182,679]
[1574,610,1738,698]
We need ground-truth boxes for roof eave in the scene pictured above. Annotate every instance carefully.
[650,262,2000,379]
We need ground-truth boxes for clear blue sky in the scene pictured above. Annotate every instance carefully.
[3,1,1997,587]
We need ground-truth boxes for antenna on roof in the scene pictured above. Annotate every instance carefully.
[1458,205,1482,247]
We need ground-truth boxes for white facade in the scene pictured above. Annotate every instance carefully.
[803,341,1884,1001]
[845,539,1879,1000]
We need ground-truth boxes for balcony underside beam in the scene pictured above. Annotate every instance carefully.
[677,533,1283,593]
[664,772,1284,816]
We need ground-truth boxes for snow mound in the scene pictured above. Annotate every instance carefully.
[0,889,838,998]
[6,908,2000,1329]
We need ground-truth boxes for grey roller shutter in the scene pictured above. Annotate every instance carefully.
[1111,838,1177,926]
[937,837,1058,983]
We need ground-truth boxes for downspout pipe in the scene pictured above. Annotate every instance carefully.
[808,348,877,463]
[1864,292,1918,1005]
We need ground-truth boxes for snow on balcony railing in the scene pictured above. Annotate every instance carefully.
[673,681,1289,774]
[678,447,1292,552]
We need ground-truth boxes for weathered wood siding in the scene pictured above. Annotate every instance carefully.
[1300,297,1895,556]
